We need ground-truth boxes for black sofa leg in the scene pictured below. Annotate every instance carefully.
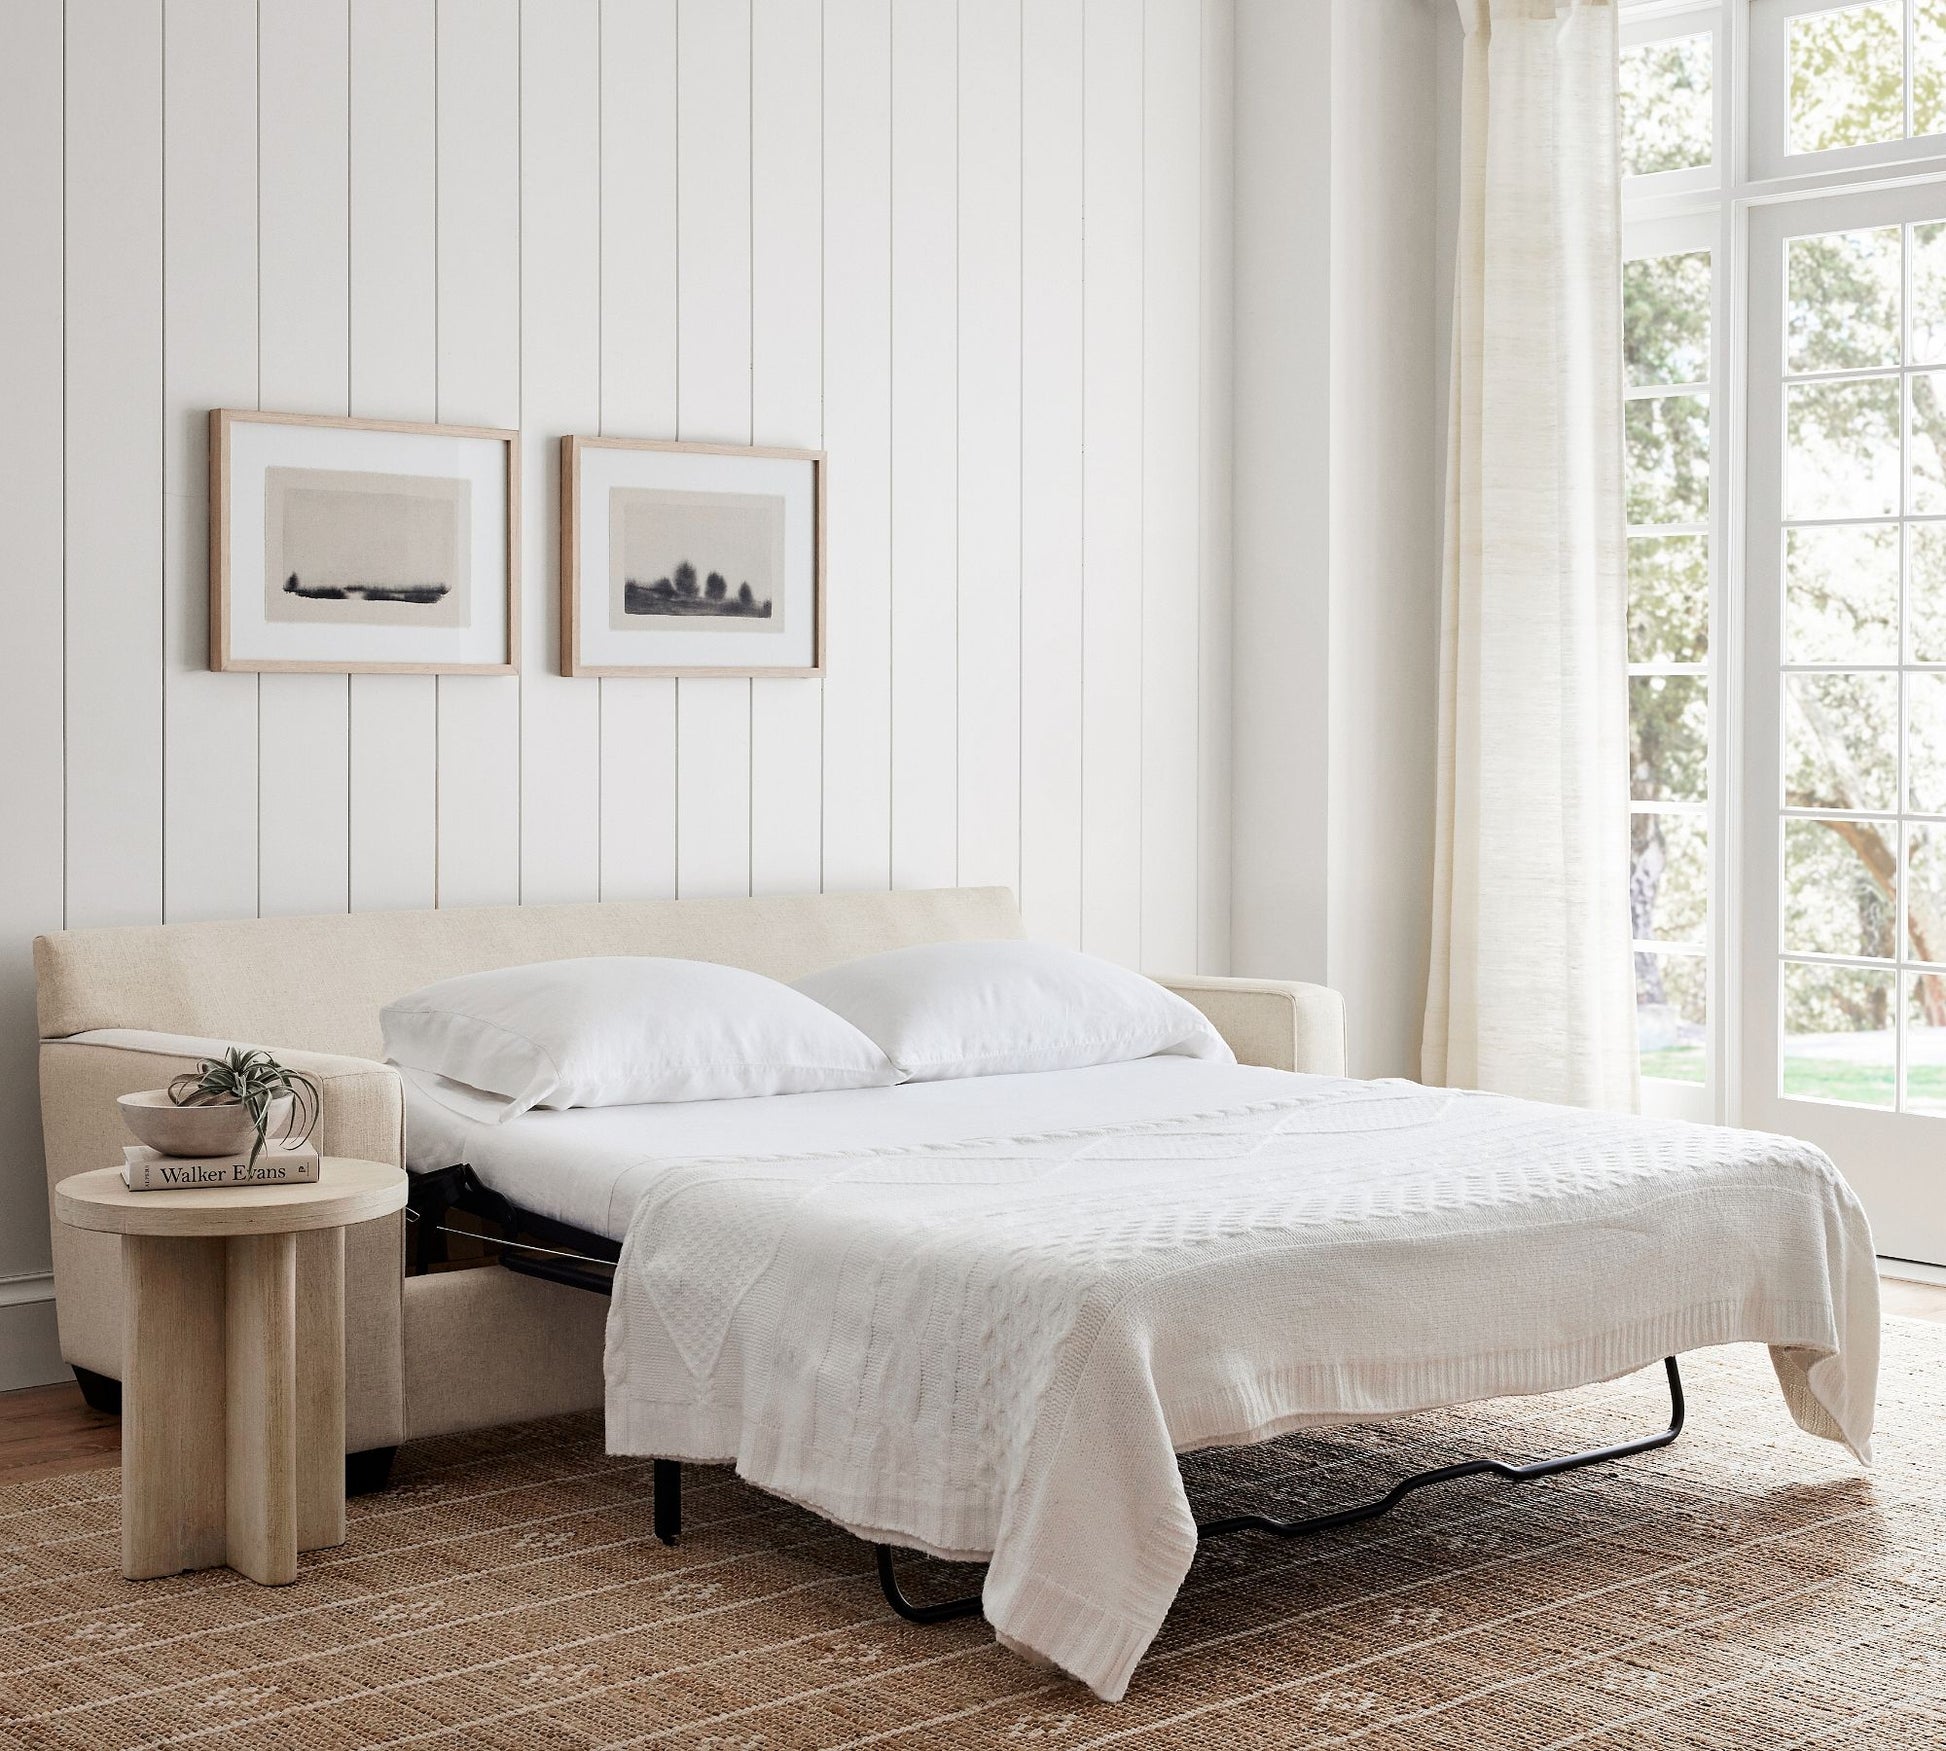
[72,1366,122,1417]
[346,1446,398,1495]
[72,1367,394,1496]
[653,1459,682,1545]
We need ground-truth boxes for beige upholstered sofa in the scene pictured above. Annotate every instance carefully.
[35,886,1346,1467]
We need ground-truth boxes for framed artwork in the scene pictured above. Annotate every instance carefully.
[560,436,824,678]
[208,409,519,674]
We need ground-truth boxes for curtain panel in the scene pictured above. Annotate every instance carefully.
[1422,0,1639,1110]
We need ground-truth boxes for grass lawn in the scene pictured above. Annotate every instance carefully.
[1781,1059,1946,1106]
[1783,1060,1896,1106]
[1646,1049,1946,1107]
[1640,1047,1705,1083]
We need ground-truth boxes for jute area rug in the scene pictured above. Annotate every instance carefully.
[2,1322,1942,1750]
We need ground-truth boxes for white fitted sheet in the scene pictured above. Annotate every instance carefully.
[403,1056,1306,1241]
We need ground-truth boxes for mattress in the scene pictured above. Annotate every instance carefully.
[402,1055,1307,1241]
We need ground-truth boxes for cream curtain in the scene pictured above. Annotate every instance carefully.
[1422,0,1638,1110]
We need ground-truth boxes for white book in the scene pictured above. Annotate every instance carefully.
[121,1141,321,1191]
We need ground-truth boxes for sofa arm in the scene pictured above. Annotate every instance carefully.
[1154,976,1348,1076]
[37,1029,405,1450]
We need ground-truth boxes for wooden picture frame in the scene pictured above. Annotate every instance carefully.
[209,408,520,674]
[559,435,825,678]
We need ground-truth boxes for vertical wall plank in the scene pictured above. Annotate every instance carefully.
[1018,0,1085,946]
[674,0,754,898]
[1141,0,1201,973]
[955,0,1022,899]
[1080,0,1144,967]
[348,0,438,914]
[0,0,68,1282]
[822,0,894,892]
[258,0,351,917]
[1198,0,1233,974]
[434,0,521,909]
[750,0,825,898]
[3,14,1236,1044]
[888,0,958,890]
[163,0,259,926]
[520,0,603,903]
[350,0,436,419]
[0,0,1247,1385]
[597,0,678,902]
[65,0,164,930]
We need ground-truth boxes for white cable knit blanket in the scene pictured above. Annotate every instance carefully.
[603,1077,1880,1701]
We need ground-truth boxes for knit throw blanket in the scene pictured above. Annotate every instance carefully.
[603,1078,1880,1701]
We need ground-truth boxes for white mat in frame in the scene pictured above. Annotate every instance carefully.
[560,435,823,678]
[209,409,519,674]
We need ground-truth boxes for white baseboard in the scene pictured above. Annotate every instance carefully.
[0,1274,66,1393]
[1880,1255,1946,1287]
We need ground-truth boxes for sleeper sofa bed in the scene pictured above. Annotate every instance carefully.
[34,885,1343,1471]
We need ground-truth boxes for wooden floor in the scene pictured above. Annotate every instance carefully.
[3,1277,1940,1491]
[1879,1274,1946,1324]
[0,1380,121,1487]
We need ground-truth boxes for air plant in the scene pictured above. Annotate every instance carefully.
[167,1047,322,1168]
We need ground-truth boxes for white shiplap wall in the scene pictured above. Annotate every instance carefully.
[0,0,1235,1352]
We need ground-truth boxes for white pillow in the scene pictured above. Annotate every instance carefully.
[381,957,899,1119]
[792,940,1233,1082]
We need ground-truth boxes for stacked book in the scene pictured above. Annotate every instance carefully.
[122,1138,321,1191]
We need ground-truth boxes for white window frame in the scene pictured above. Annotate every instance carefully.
[1749,0,1946,184]
[1625,0,1946,1262]
[1623,6,1730,197]
[1625,2,1737,1125]
[1743,179,1946,1263]
[1624,205,1725,1125]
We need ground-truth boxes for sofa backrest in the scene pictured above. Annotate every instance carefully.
[35,887,1024,1061]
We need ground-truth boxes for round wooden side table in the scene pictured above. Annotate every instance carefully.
[55,1158,406,1586]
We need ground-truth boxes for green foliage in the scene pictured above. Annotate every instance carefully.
[1921,5,1946,136]
[1910,524,1946,659]
[1627,395,1710,526]
[1630,675,1707,804]
[1784,820,1894,959]
[1785,524,1898,663]
[1786,672,1898,812]
[1631,810,1706,938]
[1624,254,1709,387]
[1625,241,1715,1071]
[1639,1045,1706,1084]
[1782,2,1946,154]
[1628,9,1946,1085]
[1634,944,1705,1068]
[1788,2,1903,155]
[167,1047,321,1168]
[1619,36,1711,177]
[1786,378,1899,518]
[1628,536,1709,665]
[1788,229,1899,372]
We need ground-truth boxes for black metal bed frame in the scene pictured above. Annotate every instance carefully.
[409,1165,1688,1627]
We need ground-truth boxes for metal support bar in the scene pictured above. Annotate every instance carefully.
[876,1542,985,1624]
[872,1357,1686,1626]
[435,1177,1690,1639]
[499,1249,619,1297]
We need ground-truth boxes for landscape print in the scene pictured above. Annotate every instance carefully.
[263,466,472,628]
[608,485,785,634]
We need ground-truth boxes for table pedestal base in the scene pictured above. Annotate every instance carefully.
[120,1227,346,1584]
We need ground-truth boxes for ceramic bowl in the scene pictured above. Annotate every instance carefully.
[117,1088,294,1159]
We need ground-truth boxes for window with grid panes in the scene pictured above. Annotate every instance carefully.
[1622,0,1946,1264]
[1622,11,1721,1093]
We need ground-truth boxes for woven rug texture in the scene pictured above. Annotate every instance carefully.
[0,1320,1941,1750]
